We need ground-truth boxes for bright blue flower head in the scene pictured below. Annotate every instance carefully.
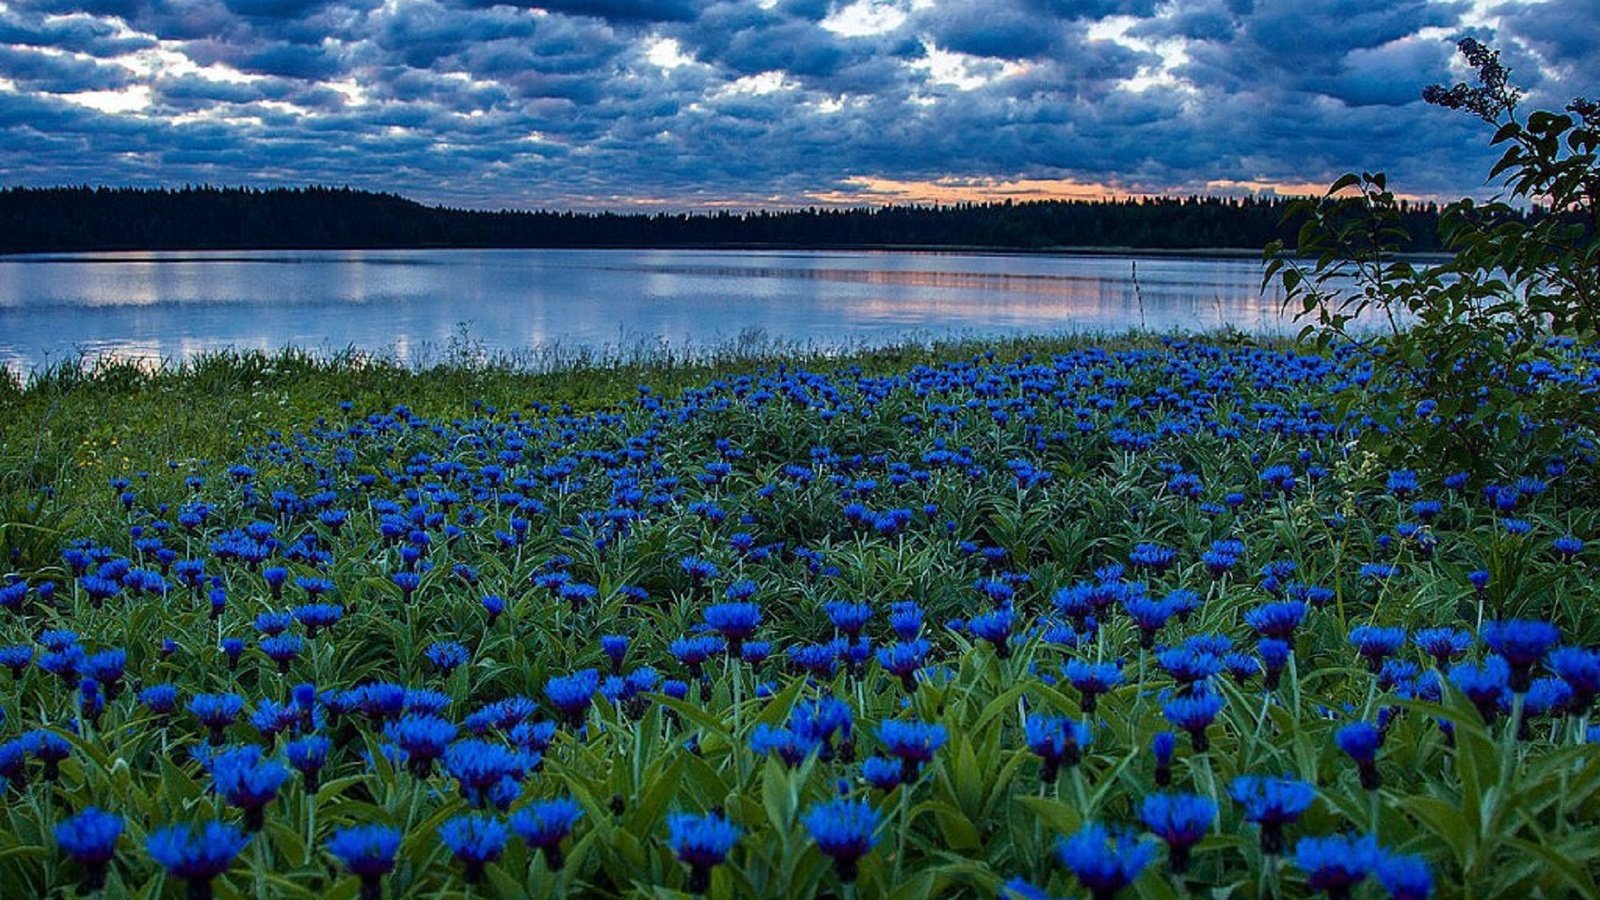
[1162,691,1226,751]
[1377,851,1433,900]
[1294,833,1380,896]
[668,811,740,891]
[877,718,947,773]
[802,798,880,882]
[1229,775,1316,854]
[1138,793,1215,872]
[1056,821,1155,899]
[1482,619,1560,690]
[56,806,123,878]
[438,813,508,883]
[146,821,250,885]
[326,823,401,879]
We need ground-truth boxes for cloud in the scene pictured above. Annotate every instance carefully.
[0,0,1592,208]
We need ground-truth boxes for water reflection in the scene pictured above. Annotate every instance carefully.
[0,249,1299,375]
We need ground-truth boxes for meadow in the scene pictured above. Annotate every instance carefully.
[0,330,1597,899]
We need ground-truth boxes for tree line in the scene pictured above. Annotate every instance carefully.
[0,185,1461,254]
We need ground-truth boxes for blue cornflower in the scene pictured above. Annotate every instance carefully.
[259,634,304,673]
[1482,619,1560,691]
[1450,657,1511,724]
[1024,714,1089,783]
[1229,775,1316,855]
[1376,851,1433,900]
[877,719,947,779]
[285,735,331,792]
[1129,542,1178,572]
[1349,626,1407,673]
[750,724,822,767]
[802,798,880,883]
[208,746,288,830]
[1550,647,1600,712]
[823,601,873,636]
[703,602,762,650]
[188,693,244,744]
[969,608,1017,657]
[326,824,401,897]
[146,821,250,897]
[0,644,33,677]
[56,807,123,890]
[443,739,526,809]
[544,669,600,727]
[1294,833,1380,897]
[509,797,584,870]
[1163,691,1226,752]
[877,639,930,691]
[600,635,630,670]
[1056,822,1156,900]
[1151,732,1177,787]
[425,641,470,673]
[1123,596,1174,649]
[1138,793,1216,873]
[1335,722,1383,790]
[291,603,343,637]
[1413,628,1472,668]
[1244,601,1308,640]
[1553,535,1585,561]
[862,756,904,791]
[386,714,459,777]
[1063,660,1123,714]
[437,813,508,884]
[667,812,740,893]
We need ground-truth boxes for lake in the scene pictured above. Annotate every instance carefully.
[0,248,1298,374]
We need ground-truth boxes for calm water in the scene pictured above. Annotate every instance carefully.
[0,248,1295,374]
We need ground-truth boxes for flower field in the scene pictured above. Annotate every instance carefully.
[2,336,1599,899]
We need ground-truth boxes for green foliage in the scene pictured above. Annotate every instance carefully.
[1264,38,1599,475]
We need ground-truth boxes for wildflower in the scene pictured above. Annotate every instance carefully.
[802,798,880,883]
[703,602,762,652]
[1151,733,1176,787]
[189,693,244,744]
[877,639,930,691]
[56,807,123,891]
[1138,793,1215,873]
[1063,660,1123,714]
[667,812,740,894]
[1335,722,1383,790]
[326,824,401,900]
[1376,851,1433,900]
[209,746,288,831]
[146,821,250,900]
[969,608,1017,657]
[1413,628,1472,668]
[425,641,470,673]
[1349,626,1406,673]
[1056,822,1155,900]
[1229,775,1316,855]
[877,719,947,781]
[285,735,331,792]
[1294,833,1380,898]
[509,797,584,870]
[862,756,903,791]
[1549,646,1600,712]
[1163,691,1226,752]
[1259,639,1290,691]
[443,739,525,808]
[1244,601,1308,640]
[545,669,600,728]
[1449,657,1510,724]
[1024,714,1089,783]
[1481,620,1560,691]
[438,813,508,884]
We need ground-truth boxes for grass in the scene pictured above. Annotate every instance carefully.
[0,331,1597,899]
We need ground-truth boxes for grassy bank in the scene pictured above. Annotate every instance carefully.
[0,332,1597,899]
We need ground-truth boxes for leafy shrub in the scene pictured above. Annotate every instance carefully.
[1265,38,1599,474]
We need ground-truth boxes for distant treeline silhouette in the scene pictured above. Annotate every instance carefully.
[0,185,1459,254]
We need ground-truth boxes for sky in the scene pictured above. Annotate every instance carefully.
[0,0,1595,210]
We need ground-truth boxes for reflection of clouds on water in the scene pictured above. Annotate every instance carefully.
[0,249,1306,377]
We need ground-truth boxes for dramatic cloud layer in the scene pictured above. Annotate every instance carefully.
[0,0,1594,208]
